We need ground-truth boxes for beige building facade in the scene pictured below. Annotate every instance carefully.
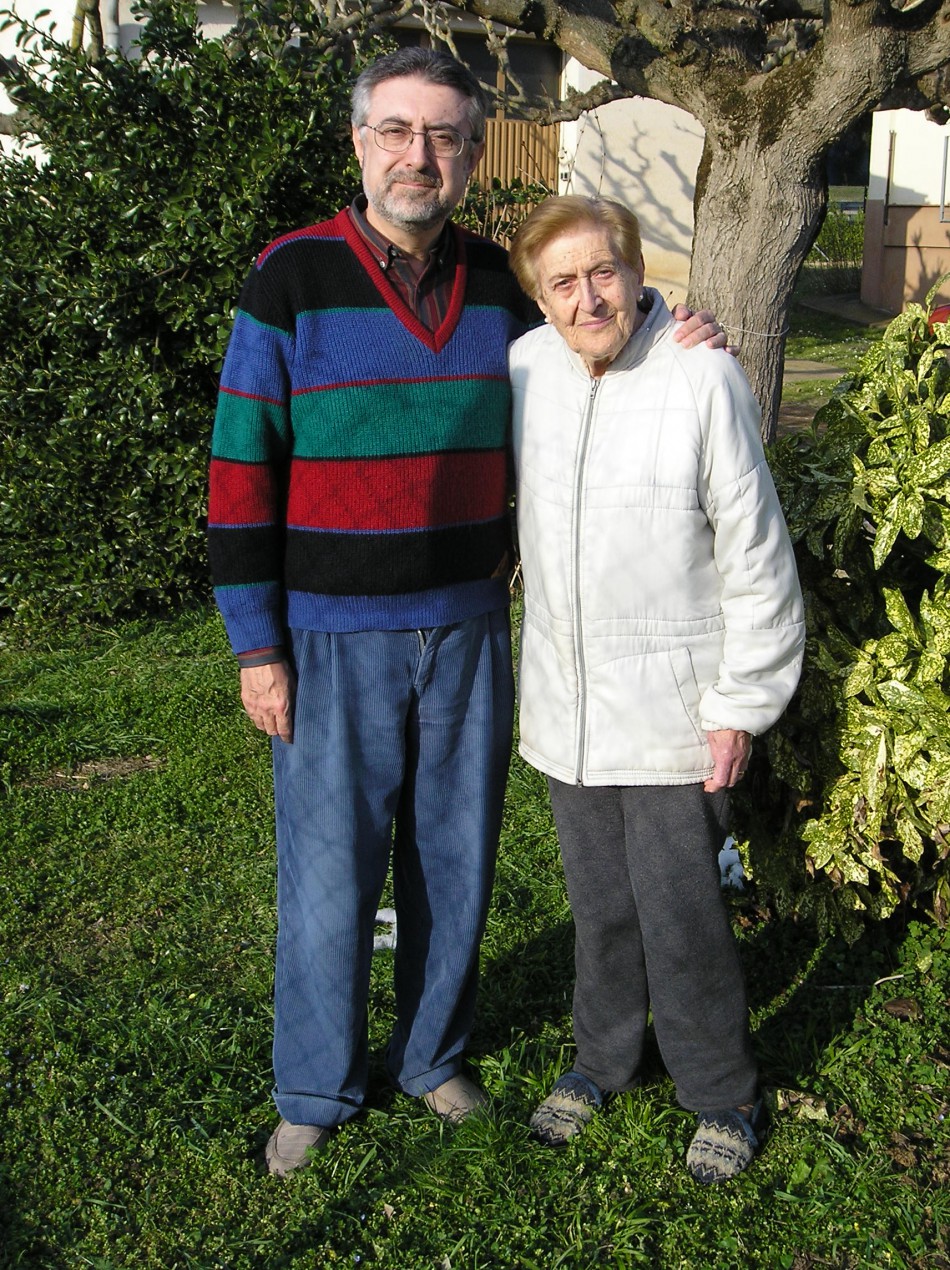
[862,108,950,313]
[558,62,703,304]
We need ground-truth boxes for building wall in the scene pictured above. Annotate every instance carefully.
[559,61,703,305]
[862,108,950,312]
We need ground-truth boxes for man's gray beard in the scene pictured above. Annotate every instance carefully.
[365,172,456,233]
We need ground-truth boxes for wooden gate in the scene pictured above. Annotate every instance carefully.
[473,118,558,191]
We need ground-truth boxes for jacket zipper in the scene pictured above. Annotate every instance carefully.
[572,376,600,783]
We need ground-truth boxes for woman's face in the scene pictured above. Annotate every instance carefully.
[534,225,644,376]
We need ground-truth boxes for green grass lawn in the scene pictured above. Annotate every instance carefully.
[1,608,948,1268]
[784,305,883,368]
[778,305,886,429]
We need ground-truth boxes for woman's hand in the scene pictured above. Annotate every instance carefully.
[704,729,751,791]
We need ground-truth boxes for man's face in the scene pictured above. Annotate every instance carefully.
[352,75,484,239]
[535,225,645,376]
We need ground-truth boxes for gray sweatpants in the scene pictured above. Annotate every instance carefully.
[547,777,758,1111]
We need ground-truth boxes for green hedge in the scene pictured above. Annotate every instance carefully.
[796,205,866,297]
[0,0,362,621]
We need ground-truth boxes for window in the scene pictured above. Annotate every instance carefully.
[451,32,561,120]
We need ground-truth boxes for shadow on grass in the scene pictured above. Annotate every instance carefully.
[739,908,908,1095]
[473,890,909,1107]
[0,1171,39,1270]
[0,703,70,719]
[473,918,575,1056]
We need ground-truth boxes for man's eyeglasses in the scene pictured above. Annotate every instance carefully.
[364,123,470,159]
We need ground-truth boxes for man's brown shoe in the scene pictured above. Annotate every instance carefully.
[422,1074,488,1125]
[265,1118,331,1176]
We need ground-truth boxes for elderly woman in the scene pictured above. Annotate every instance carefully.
[507,197,805,1184]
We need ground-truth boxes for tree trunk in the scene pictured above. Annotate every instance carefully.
[687,138,827,445]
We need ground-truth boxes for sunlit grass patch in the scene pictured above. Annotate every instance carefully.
[1,606,948,1268]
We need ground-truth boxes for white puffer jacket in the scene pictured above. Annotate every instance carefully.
[509,291,805,787]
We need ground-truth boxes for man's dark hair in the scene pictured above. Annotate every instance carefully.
[351,47,490,143]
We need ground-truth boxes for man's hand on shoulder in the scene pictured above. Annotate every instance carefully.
[671,304,729,351]
[240,660,295,743]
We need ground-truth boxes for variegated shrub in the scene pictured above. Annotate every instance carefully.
[741,281,950,931]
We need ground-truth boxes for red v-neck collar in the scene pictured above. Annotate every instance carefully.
[337,210,467,354]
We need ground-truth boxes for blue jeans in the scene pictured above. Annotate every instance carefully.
[271,611,513,1128]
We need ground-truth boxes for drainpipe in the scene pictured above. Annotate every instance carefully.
[884,130,896,228]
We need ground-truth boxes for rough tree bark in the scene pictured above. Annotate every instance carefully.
[688,132,826,431]
[456,0,950,441]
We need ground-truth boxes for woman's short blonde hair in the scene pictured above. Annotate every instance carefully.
[509,196,643,300]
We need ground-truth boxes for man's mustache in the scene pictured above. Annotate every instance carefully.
[384,169,441,191]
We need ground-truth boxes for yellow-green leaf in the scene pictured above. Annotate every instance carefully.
[901,491,925,538]
[905,436,950,487]
[896,814,925,862]
[913,649,947,685]
[864,468,899,498]
[872,497,902,568]
[874,633,910,668]
[883,587,919,643]
[877,678,928,714]
[844,661,876,698]
[863,730,888,810]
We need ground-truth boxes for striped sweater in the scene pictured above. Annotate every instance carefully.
[208,209,535,655]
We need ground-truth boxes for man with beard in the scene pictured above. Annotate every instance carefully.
[207,46,724,1176]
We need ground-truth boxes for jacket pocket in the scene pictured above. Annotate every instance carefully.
[584,645,709,777]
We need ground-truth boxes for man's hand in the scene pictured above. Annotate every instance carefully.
[240,660,295,743]
[671,304,728,350]
[704,729,751,792]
